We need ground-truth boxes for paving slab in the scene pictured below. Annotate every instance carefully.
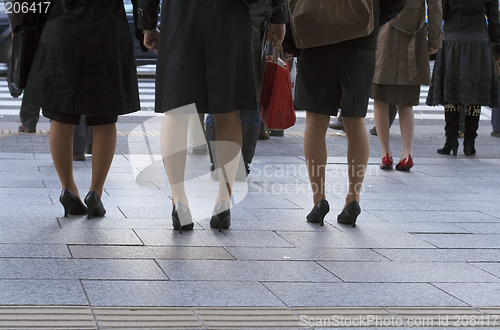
[415,233,500,248]
[223,247,389,262]
[0,227,142,245]
[369,210,499,223]
[276,231,435,249]
[318,261,500,283]
[373,248,500,262]
[156,260,341,282]
[453,222,500,234]
[134,229,294,247]
[0,244,71,258]
[0,258,168,280]
[358,221,469,233]
[83,280,285,307]
[0,280,88,305]
[433,283,500,307]
[470,263,500,279]
[68,245,235,260]
[263,282,467,307]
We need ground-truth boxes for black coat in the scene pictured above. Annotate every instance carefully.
[135,0,288,114]
[24,0,140,117]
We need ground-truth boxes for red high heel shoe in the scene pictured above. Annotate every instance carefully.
[396,155,413,172]
[380,153,393,170]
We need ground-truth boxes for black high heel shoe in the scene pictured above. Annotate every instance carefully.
[337,200,361,227]
[172,202,194,233]
[437,138,459,156]
[59,189,87,217]
[210,201,231,232]
[84,191,106,219]
[306,199,329,226]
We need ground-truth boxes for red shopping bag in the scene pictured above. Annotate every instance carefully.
[259,42,296,130]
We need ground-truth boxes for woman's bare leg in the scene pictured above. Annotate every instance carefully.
[373,100,391,157]
[89,124,117,197]
[342,117,370,207]
[397,106,414,160]
[304,111,330,204]
[213,111,242,206]
[49,121,78,195]
[160,113,191,207]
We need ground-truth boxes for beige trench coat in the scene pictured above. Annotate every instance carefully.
[372,0,443,86]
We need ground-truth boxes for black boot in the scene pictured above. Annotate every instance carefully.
[258,122,270,140]
[464,105,480,156]
[240,123,260,179]
[437,104,460,156]
[206,123,218,181]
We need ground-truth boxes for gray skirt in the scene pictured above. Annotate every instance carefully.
[426,32,498,107]
[371,84,421,107]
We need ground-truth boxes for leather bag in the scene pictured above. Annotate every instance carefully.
[9,4,52,90]
[289,0,374,49]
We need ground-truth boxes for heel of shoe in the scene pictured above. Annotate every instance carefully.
[337,201,361,227]
[210,201,231,232]
[172,202,194,234]
[395,155,413,172]
[437,139,459,156]
[59,189,87,217]
[380,154,393,170]
[463,143,476,156]
[86,206,94,220]
[84,191,106,219]
[306,199,329,226]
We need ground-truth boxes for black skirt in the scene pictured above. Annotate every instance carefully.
[295,44,376,117]
[426,32,498,107]
[24,0,140,122]
[154,0,257,114]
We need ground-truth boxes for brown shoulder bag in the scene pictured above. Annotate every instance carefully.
[289,0,374,49]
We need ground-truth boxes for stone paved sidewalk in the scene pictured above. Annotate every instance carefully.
[0,109,500,329]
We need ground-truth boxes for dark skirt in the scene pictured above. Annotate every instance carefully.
[426,32,498,107]
[295,44,376,117]
[371,84,421,107]
[24,0,140,121]
[154,0,257,114]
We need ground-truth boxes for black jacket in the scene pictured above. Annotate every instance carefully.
[135,0,288,30]
[442,0,500,42]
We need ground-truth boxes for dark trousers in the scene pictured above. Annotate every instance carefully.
[73,116,93,153]
[492,93,500,132]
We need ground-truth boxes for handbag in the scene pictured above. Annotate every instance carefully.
[289,0,374,49]
[259,41,296,130]
[9,6,52,91]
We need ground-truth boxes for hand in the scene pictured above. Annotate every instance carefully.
[267,23,286,43]
[428,47,439,55]
[143,30,160,54]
